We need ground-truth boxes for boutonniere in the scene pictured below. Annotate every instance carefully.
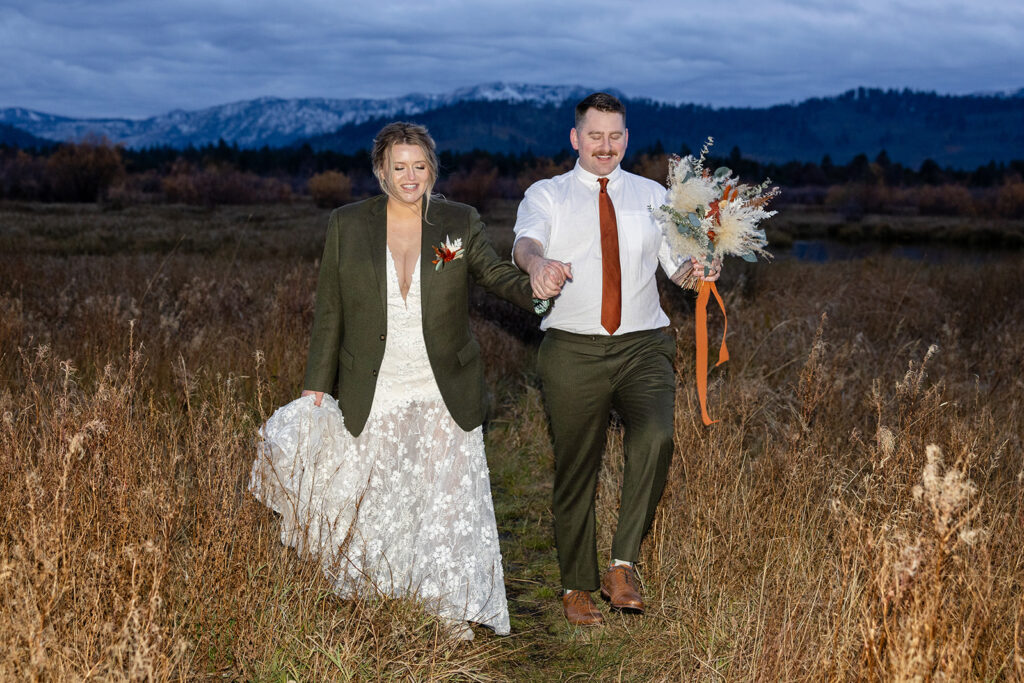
[432,235,465,271]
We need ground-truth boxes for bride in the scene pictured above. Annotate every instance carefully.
[249,122,544,640]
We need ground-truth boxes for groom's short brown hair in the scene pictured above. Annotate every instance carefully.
[575,92,626,128]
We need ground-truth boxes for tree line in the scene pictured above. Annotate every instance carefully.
[1,136,1022,218]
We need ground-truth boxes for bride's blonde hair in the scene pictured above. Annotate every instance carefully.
[371,122,439,211]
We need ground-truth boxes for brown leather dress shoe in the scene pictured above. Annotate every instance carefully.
[600,564,645,612]
[562,590,605,626]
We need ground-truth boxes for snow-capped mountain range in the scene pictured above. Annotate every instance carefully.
[0,83,598,149]
[4,84,1022,167]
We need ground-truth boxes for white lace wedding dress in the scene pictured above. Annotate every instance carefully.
[249,252,510,634]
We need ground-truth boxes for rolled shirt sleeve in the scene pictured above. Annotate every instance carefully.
[512,183,553,255]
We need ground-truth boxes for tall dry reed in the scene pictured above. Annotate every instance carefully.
[1,202,1022,680]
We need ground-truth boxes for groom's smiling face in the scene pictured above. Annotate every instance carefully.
[570,109,628,177]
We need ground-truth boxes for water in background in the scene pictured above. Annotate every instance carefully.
[783,239,1011,263]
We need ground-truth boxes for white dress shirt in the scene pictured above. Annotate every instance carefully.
[514,161,677,335]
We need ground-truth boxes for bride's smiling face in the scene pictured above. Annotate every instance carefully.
[388,144,431,205]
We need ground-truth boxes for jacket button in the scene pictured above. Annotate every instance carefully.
[379,334,385,341]
[372,369,378,376]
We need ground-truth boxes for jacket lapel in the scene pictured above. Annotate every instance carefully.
[419,196,436,313]
[367,195,388,308]
[419,197,444,317]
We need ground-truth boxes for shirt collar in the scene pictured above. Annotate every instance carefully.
[572,159,623,188]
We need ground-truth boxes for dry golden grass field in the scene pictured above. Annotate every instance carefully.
[1,200,1022,681]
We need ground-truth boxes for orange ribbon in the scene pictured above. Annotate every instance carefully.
[695,280,729,425]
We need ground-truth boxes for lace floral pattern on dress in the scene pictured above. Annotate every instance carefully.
[249,251,510,634]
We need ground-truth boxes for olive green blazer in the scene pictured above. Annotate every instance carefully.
[303,194,535,436]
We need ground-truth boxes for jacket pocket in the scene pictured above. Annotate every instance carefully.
[456,338,480,366]
[339,346,354,370]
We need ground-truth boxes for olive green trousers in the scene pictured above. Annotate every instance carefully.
[537,328,676,591]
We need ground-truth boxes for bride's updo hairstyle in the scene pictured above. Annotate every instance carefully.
[371,122,439,208]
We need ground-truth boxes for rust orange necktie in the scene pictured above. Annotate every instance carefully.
[598,177,621,334]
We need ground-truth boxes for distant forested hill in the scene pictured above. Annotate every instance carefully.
[3,86,1022,168]
[0,123,50,149]
[304,88,1024,168]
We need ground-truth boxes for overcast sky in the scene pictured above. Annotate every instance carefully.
[2,0,1022,119]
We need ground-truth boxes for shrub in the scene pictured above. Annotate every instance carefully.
[824,182,894,219]
[162,160,292,205]
[628,152,669,184]
[516,157,573,194]
[0,150,48,200]
[45,135,125,202]
[442,161,499,209]
[307,170,352,208]
[995,181,1024,218]
[915,184,976,216]
[104,170,165,208]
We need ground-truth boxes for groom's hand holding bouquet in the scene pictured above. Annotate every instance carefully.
[651,138,778,424]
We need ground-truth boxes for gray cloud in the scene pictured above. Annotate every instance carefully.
[1,0,1021,118]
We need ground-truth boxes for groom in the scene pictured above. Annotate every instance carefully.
[513,92,721,625]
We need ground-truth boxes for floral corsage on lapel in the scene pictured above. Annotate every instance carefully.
[432,235,465,271]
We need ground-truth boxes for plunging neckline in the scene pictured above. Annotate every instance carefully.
[387,247,419,305]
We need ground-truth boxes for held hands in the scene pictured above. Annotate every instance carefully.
[513,237,572,300]
[529,258,573,299]
[301,389,324,406]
